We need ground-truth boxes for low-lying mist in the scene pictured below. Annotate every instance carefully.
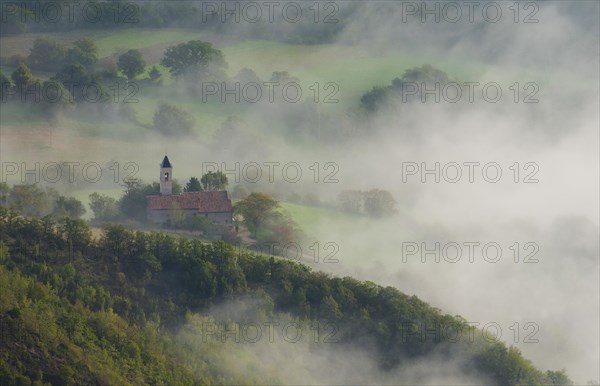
[1,0,598,383]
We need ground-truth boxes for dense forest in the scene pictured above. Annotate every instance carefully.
[0,0,351,44]
[0,201,573,385]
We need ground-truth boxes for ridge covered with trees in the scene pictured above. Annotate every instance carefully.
[0,201,573,385]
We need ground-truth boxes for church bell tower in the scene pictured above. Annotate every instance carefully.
[160,155,173,195]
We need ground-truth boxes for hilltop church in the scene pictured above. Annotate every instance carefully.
[146,156,233,225]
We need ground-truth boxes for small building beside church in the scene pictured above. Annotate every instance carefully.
[146,156,233,225]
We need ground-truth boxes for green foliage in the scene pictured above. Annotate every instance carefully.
[184,177,202,192]
[118,49,146,80]
[0,203,574,385]
[11,62,33,88]
[360,86,390,112]
[53,63,103,103]
[337,189,397,217]
[2,184,85,219]
[0,2,349,45]
[58,217,92,254]
[119,178,158,223]
[148,66,162,83]
[88,192,119,223]
[28,37,66,72]
[0,264,195,385]
[545,370,574,385]
[269,70,299,83]
[200,171,228,191]
[7,184,51,216]
[360,64,453,112]
[0,70,11,100]
[153,102,194,136]
[234,193,279,236]
[161,40,227,80]
[392,64,451,87]
[363,189,397,217]
[64,38,98,69]
[54,196,86,218]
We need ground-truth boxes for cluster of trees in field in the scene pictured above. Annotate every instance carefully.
[0,37,142,122]
[1,36,324,139]
[360,64,454,112]
[0,36,162,120]
[1,29,459,142]
[337,189,397,217]
[0,182,86,219]
[0,202,574,385]
[231,180,399,220]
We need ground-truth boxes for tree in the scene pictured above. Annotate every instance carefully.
[0,182,9,205]
[545,370,573,385]
[184,177,202,192]
[0,70,11,101]
[58,217,92,256]
[54,196,86,218]
[161,40,227,80]
[28,37,65,71]
[11,62,33,88]
[233,193,279,236]
[119,178,154,222]
[319,295,342,321]
[54,63,94,85]
[65,38,98,69]
[360,86,389,112]
[337,190,363,213]
[89,193,119,222]
[363,189,397,218]
[8,184,52,217]
[392,64,450,86]
[263,212,299,246]
[148,66,162,83]
[153,102,194,136]
[101,224,133,259]
[118,49,146,80]
[269,71,299,84]
[200,171,228,191]
[54,63,100,102]
[360,64,452,112]
[234,68,262,84]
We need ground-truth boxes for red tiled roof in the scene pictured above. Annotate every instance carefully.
[147,191,232,212]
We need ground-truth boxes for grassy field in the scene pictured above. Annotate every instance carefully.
[1,27,501,162]
[0,27,477,109]
[0,27,498,144]
[279,201,361,238]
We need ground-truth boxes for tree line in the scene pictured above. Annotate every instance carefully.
[0,0,351,44]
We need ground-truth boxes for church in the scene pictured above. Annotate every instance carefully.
[146,156,233,225]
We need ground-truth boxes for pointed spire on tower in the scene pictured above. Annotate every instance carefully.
[160,155,172,168]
